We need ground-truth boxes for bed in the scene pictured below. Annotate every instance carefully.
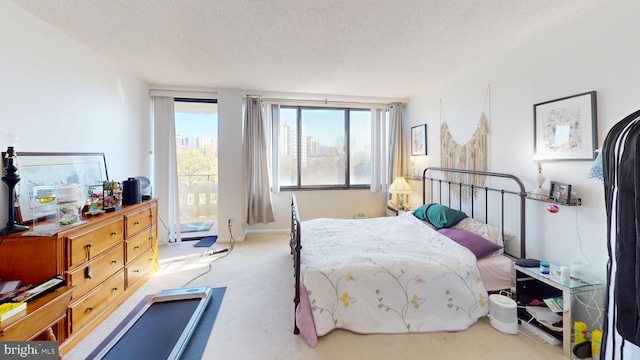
[290,168,527,346]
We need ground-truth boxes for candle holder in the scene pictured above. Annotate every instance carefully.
[0,134,29,235]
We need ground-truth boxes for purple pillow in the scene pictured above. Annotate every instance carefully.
[438,228,503,259]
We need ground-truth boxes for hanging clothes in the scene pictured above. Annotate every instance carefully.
[602,109,640,357]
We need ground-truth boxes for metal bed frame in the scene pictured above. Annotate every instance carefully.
[421,167,527,259]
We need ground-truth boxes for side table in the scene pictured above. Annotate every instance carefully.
[514,264,603,358]
[387,205,411,217]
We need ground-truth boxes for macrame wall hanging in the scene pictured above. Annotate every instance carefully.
[439,85,490,198]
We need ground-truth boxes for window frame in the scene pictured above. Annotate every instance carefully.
[278,105,371,191]
[173,97,219,238]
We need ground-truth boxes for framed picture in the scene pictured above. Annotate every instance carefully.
[534,91,597,161]
[549,181,572,205]
[411,124,427,156]
[2,152,108,223]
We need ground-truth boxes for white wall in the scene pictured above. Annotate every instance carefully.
[0,1,150,227]
[216,89,245,241]
[407,0,639,357]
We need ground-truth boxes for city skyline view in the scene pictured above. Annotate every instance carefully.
[175,107,372,147]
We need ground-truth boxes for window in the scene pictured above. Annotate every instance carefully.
[278,106,371,189]
[174,99,218,237]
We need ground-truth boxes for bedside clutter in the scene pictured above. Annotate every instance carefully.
[515,258,598,284]
[514,261,604,358]
[514,258,540,267]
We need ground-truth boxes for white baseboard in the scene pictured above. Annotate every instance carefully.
[244,229,289,235]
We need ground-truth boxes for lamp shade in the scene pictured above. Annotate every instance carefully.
[4,133,17,147]
[389,177,412,194]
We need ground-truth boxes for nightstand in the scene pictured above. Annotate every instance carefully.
[387,205,410,217]
[514,263,603,358]
[386,205,398,217]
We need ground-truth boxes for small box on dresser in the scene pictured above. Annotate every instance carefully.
[0,199,158,355]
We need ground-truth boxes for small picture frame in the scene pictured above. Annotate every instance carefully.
[411,124,427,156]
[549,181,572,204]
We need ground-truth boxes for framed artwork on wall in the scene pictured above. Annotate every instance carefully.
[534,91,597,161]
[411,124,427,156]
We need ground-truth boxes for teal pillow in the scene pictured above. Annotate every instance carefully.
[412,204,468,229]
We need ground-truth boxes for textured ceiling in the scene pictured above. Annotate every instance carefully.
[13,0,608,99]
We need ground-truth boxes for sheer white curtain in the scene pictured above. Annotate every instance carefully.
[370,107,388,192]
[265,103,280,194]
[152,96,181,244]
[387,103,407,184]
[243,96,275,225]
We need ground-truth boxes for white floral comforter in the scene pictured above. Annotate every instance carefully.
[297,212,488,345]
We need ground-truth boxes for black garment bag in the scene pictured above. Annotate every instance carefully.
[602,109,640,355]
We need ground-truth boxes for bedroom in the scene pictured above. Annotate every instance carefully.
[1,0,639,358]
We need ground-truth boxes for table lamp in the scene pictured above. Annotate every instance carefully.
[1,133,29,235]
[389,177,412,210]
[532,154,546,196]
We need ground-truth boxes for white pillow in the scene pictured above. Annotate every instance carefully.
[451,218,515,255]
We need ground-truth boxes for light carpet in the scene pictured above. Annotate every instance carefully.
[64,233,565,360]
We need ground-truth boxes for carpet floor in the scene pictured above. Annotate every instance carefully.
[64,233,565,360]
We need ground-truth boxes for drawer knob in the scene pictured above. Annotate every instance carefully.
[112,287,118,291]
[111,231,118,236]
[111,260,117,264]
[133,269,140,273]
[86,306,93,312]
[134,221,140,225]
[134,246,140,250]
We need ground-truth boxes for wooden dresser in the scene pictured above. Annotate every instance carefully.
[0,199,158,354]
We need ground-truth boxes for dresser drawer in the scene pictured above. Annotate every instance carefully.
[69,269,125,333]
[67,244,124,299]
[126,248,155,288]
[68,218,124,269]
[125,205,155,238]
[126,225,156,264]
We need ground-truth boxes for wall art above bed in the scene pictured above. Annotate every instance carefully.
[534,91,597,161]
